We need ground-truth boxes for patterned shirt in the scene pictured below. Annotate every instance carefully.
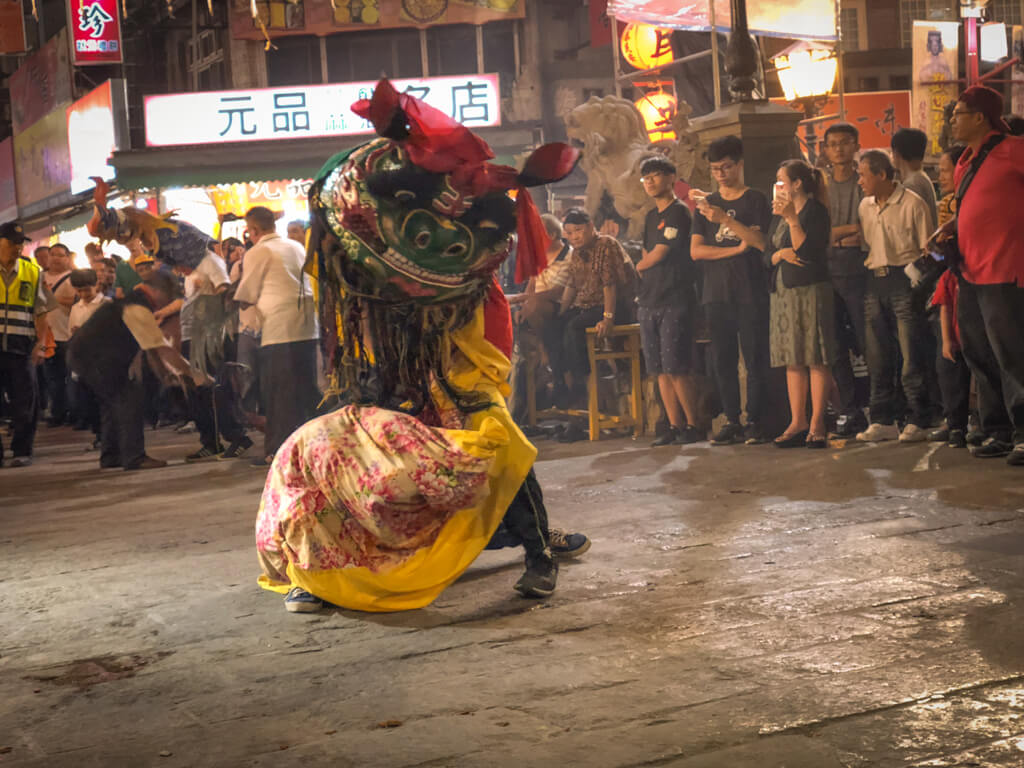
[566,234,627,309]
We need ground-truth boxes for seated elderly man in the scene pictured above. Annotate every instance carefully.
[552,208,633,409]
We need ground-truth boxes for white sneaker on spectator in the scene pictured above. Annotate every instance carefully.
[899,424,928,443]
[856,423,899,442]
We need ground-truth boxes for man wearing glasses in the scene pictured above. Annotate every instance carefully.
[948,86,1024,466]
[823,123,869,437]
[690,135,772,446]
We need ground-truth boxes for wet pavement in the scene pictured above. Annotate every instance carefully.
[3,424,1024,767]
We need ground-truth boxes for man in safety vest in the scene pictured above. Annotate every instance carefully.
[0,221,55,467]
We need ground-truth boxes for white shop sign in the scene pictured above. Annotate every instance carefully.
[144,74,502,148]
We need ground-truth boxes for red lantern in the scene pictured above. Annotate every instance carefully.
[620,23,675,71]
[634,92,677,142]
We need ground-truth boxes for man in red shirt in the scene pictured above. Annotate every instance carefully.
[949,85,1024,466]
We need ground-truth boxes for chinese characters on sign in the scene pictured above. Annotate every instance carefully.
[144,75,502,147]
[68,0,123,65]
[911,21,960,156]
[769,91,912,156]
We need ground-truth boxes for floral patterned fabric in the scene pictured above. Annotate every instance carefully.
[255,304,537,613]
[256,405,497,576]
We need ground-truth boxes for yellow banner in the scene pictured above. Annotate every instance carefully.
[911,21,959,157]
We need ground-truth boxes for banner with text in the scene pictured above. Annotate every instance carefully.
[9,29,74,135]
[68,0,123,64]
[0,0,27,55]
[0,138,17,223]
[230,0,523,41]
[145,75,501,147]
[911,20,960,157]
[771,91,912,156]
[1013,26,1023,117]
[608,0,836,41]
[13,104,73,210]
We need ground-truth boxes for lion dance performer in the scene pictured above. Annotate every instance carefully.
[254,79,580,613]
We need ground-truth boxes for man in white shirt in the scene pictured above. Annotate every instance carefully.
[42,243,76,426]
[856,150,933,444]
[235,206,319,466]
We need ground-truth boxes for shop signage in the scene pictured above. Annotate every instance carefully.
[68,0,123,65]
[0,0,27,55]
[229,0,523,41]
[67,80,129,194]
[13,104,73,211]
[608,0,836,41]
[0,138,17,223]
[144,74,502,148]
[8,29,74,135]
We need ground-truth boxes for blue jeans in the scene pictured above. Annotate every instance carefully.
[864,279,928,427]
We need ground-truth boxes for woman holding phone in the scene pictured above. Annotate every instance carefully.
[765,159,838,449]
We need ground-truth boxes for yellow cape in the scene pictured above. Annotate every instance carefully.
[257,305,536,611]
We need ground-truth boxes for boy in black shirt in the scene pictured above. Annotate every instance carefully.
[690,135,772,445]
[637,156,701,446]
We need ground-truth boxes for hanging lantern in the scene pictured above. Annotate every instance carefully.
[634,92,677,142]
[620,23,675,71]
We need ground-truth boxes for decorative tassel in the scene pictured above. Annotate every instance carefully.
[513,187,550,284]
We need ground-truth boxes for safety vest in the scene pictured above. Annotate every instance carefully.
[0,258,41,356]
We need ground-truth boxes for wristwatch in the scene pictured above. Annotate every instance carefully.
[602,312,614,320]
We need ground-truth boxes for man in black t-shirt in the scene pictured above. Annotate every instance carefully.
[690,135,772,445]
[637,156,701,446]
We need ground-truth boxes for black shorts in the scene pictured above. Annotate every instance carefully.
[638,304,694,375]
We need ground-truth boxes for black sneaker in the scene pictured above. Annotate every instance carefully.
[928,426,950,443]
[972,437,1013,458]
[219,436,254,460]
[186,445,223,462]
[651,426,680,447]
[711,422,744,446]
[514,557,558,598]
[946,429,967,449]
[966,428,986,447]
[834,412,868,438]
[1008,445,1024,467]
[744,422,767,445]
[676,425,702,444]
[549,528,591,558]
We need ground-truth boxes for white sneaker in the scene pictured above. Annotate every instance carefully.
[899,424,928,443]
[856,423,900,442]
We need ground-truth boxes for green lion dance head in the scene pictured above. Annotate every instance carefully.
[308,79,578,414]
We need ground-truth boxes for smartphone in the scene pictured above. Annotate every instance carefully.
[772,182,785,202]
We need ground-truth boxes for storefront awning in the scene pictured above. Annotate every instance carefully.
[110,127,534,190]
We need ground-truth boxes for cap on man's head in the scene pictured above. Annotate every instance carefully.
[959,86,1011,133]
[0,221,29,243]
[134,253,155,266]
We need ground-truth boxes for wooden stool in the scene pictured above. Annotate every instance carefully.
[585,323,644,441]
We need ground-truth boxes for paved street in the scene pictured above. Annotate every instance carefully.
[4,424,1024,767]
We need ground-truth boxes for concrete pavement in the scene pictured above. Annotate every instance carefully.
[3,424,1024,767]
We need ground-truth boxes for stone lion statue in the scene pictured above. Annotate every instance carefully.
[565,95,708,239]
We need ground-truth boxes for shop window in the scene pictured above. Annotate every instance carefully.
[326,28,422,82]
[890,74,911,89]
[254,0,305,30]
[899,0,958,48]
[427,24,478,75]
[989,0,1022,26]
[483,21,517,75]
[186,29,226,91]
[840,7,861,51]
[267,35,321,86]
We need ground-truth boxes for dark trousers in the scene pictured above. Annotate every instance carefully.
[259,339,319,458]
[0,351,38,459]
[235,332,261,416]
[558,306,605,384]
[958,279,1024,444]
[44,341,70,424]
[98,377,146,468]
[831,273,868,417]
[74,379,102,436]
[194,380,246,451]
[936,348,971,432]
[706,300,770,425]
[864,281,929,426]
[486,468,551,565]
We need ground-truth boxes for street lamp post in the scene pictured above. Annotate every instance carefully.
[771,42,839,164]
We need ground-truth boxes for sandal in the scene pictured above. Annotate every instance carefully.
[773,429,808,448]
[806,434,827,449]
